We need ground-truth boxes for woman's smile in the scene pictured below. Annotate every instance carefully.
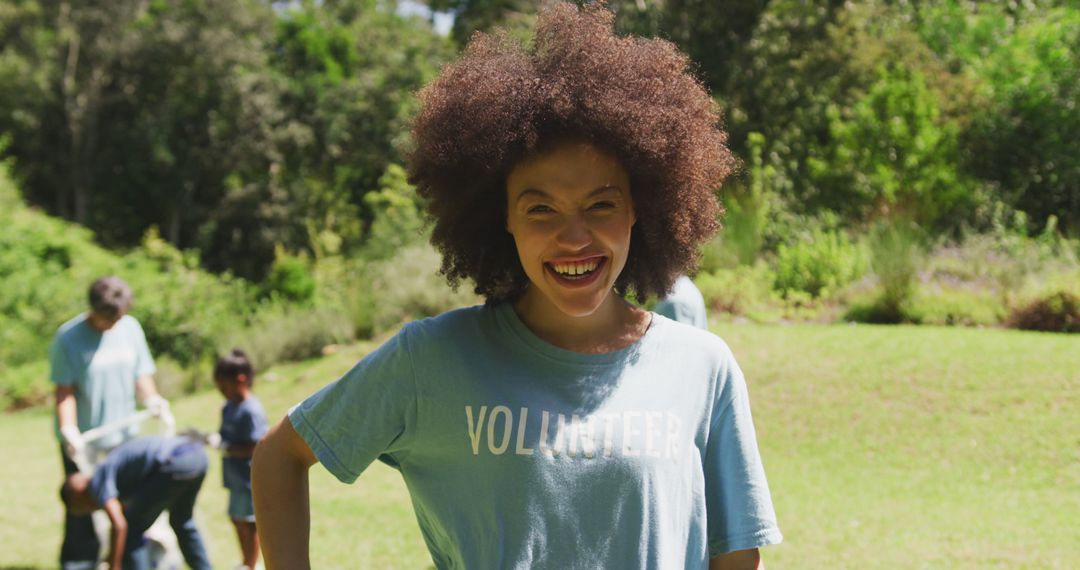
[546,255,607,286]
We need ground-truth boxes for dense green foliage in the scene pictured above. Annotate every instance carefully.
[0,0,452,280]
[3,1,1077,273]
[2,1,1079,407]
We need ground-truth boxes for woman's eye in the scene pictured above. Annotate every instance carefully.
[527,204,553,214]
[590,201,616,210]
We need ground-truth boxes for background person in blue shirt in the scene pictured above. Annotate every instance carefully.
[253,4,781,569]
[51,276,171,569]
[654,275,709,330]
[214,348,268,570]
[60,436,211,570]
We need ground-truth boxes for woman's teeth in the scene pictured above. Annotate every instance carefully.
[551,259,600,277]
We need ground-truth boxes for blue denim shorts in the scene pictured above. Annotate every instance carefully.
[228,487,255,521]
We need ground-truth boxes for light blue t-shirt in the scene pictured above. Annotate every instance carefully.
[654,275,709,330]
[50,314,156,448]
[220,395,268,491]
[290,303,781,569]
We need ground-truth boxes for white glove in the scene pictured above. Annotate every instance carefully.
[144,395,176,435]
[179,427,223,449]
[60,424,85,459]
[144,395,170,417]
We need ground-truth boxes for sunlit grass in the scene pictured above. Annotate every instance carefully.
[1,323,1076,568]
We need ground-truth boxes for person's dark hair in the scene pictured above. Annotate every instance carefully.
[59,473,88,507]
[88,276,133,318]
[408,2,733,302]
[214,348,255,386]
[59,480,73,507]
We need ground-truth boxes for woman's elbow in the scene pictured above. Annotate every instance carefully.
[253,417,317,477]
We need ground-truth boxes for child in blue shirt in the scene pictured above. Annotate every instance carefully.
[214,349,268,570]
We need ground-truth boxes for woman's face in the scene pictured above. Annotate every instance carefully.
[506,141,635,318]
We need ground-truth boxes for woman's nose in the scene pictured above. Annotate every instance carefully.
[555,215,592,249]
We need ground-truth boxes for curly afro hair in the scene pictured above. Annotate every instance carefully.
[407,2,734,303]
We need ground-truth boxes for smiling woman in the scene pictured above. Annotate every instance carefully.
[252,4,781,570]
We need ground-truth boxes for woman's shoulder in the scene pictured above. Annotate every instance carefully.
[649,312,736,361]
[399,303,496,347]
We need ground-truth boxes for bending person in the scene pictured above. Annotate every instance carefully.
[51,276,169,568]
[61,436,212,570]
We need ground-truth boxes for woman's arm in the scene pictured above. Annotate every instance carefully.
[710,548,763,570]
[252,416,318,570]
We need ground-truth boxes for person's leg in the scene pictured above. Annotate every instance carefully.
[122,475,170,570]
[121,536,153,570]
[231,517,261,568]
[58,445,100,570]
[163,444,212,570]
[228,487,261,568]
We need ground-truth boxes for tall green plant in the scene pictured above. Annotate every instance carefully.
[867,221,924,321]
[361,164,427,261]
[723,133,774,266]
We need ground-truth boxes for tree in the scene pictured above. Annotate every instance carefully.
[269,2,452,261]
[963,8,1080,233]
[425,0,536,47]
[0,0,281,249]
[808,65,974,227]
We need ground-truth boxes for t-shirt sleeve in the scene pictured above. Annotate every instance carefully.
[704,349,783,556]
[49,338,74,386]
[288,325,418,484]
[131,319,156,378]
[89,461,120,505]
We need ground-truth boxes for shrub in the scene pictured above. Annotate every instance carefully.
[696,264,779,319]
[924,214,1078,305]
[1,361,48,411]
[844,294,910,325]
[1006,291,1080,333]
[774,226,865,298]
[361,164,428,262]
[217,303,357,372]
[263,249,316,304]
[362,243,481,333]
[905,286,1006,327]
[151,356,195,400]
[126,229,256,367]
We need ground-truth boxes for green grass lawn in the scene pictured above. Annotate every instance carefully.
[1,323,1077,569]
